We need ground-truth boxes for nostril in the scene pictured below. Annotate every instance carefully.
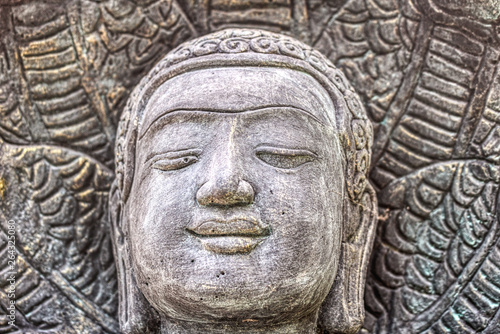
[235,180,254,204]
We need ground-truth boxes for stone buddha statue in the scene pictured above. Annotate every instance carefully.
[109,29,377,334]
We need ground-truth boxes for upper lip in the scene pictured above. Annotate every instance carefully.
[186,217,270,237]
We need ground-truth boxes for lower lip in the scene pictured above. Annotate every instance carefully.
[196,236,266,255]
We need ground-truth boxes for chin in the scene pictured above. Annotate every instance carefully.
[139,265,336,325]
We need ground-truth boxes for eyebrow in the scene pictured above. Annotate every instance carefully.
[139,105,325,140]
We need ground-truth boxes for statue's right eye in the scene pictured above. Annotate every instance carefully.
[150,150,201,171]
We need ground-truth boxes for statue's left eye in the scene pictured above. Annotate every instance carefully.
[151,151,200,171]
[256,147,317,169]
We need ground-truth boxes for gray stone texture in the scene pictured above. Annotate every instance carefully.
[0,0,498,333]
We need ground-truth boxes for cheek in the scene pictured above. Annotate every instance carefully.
[254,163,343,273]
[127,170,198,262]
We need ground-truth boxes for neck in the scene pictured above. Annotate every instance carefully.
[160,312,319,334]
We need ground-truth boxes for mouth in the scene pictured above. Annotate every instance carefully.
[186,218,270,255]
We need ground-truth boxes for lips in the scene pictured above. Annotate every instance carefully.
[186,218,270,255]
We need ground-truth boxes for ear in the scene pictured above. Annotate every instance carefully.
[318,184,377,333]
[109,181,160,334]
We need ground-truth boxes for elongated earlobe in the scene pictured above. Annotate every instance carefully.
[109,181,160,334]
[318,185,377,333]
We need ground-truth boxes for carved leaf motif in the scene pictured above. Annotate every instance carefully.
[364,160,500,333]
[0,224,115,334]
[312,0,415,125]
[312,0,500,192]
[78,0,197,129]
[0,0,197,167]
[0,229,63,334]
[0,43,31,145]
[0,142,118,333]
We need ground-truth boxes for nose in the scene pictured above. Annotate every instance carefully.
[196,171,255,207]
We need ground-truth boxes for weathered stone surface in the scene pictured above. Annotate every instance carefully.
[0,0,498,333]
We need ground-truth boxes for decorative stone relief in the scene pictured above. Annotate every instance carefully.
[0,0,499,333]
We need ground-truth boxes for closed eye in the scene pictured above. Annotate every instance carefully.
[255,146,317,169]
[149,149,201,172]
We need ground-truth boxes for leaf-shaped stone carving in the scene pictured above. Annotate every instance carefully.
[312,0,415,146]
[0,0,197,168]
[0,141,118,333]
[364,160,500,333]
[311,0,500,194]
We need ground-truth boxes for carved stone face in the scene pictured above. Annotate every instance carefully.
[126,66,345,325]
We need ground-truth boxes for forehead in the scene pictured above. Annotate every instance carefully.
[139,67,337,138]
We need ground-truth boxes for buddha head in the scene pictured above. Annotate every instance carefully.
[109,29,377,334]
